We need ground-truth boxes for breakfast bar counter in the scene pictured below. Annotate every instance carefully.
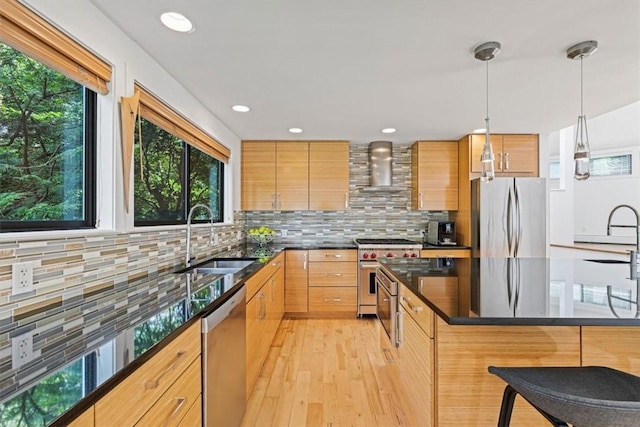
[377,257,640,427]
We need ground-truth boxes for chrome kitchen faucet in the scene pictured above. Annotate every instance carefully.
[185,203,215,267]
[606,204,640,275]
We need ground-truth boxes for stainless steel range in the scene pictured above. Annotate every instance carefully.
[355,238,421,316]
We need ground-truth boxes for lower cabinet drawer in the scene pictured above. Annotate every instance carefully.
[178,394,202,427]
[136,357,201,427]
[95,321,201,426]
[308,261,357,287]
[308,287,357,312]
[399,285,434,338]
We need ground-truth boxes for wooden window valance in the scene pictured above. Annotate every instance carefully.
[0,0,112,95]
[134,82,230,163]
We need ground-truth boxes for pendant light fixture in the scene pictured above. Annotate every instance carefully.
[567,40,598,181]
[474,41,501,182]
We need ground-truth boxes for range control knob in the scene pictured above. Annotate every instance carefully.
[362,253,369,259]
[411,253,418,258]
[370,253,377,259]
[387,253,394,258]
[403,253,410,258]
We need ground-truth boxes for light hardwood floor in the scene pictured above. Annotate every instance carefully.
[241,317,414,427]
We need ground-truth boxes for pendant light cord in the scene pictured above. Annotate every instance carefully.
[486,60,490,121]
[580,55,584,116]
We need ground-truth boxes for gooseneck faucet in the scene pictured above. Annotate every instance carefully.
[607,204,640,276]
[185,203,215,267]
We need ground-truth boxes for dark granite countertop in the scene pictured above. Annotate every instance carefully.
[2,242,356,426]
[421,243,471,250]
[378,257,640,326]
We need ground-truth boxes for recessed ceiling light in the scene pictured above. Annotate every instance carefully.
[381,128,396,134]
[232,105,250,112]
[473,128,486,134]
[288,128,303,134]
[160,12,194,33]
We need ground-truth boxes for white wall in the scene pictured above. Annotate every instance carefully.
[547,102,640,245]
[24,0,242,231]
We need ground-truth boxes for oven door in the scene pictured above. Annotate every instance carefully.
[359,261,378,315]
[376,275,398,346]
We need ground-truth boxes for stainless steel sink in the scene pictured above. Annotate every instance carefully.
[193,259,255,274]
[584,259,630,264]
[175,258,257,274]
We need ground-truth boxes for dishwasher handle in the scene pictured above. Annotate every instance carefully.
[202,286,247,333]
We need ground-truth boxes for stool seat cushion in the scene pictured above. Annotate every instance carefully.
[488,366,640,427]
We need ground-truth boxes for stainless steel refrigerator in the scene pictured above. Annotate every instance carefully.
[471,177,548,257]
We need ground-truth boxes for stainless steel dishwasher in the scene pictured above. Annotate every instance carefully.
[202,285,246,427]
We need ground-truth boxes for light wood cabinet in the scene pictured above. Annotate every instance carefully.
[421,248,470,258]
[95,321,201,427]
[246,252,285,395]
[241,140,350,211]
[411,141,459,211]
[581,326,640,375]
[469,134,539,176]
[285,250,308,312]
[276,141,309,210]
[135,357,201,427]
[309,141,350,210]
[306,249,357,314]
[68,407,94,427]
[241,141,308,210]
[241,141,276,210]
[397,303,435,427]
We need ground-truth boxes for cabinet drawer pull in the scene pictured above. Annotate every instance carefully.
[272,261,281,267]
[402,296,423,313]
[144,351,186,389]
[325,254,342,258]
[505,152,510,170]
[303,253,307,270]
[344,192,349,209]
[326,273,343,277]
[419,192,424,209]
[163,397,187,427]
[498,152,503,170]
[323,298,342,302]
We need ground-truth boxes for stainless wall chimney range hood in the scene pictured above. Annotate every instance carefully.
[360,141,407,192]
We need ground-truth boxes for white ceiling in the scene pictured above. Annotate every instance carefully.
[90,0,640,144]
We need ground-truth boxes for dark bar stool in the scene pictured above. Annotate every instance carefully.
[488,366,640,427]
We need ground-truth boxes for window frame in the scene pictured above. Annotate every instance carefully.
[132,131,225,227]
[0,86,97,233]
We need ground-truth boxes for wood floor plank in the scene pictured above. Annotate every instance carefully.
[242,317,411,427]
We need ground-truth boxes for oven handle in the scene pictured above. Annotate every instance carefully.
[360,262,379,269]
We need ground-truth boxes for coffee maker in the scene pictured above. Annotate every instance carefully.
[425,220,457,246]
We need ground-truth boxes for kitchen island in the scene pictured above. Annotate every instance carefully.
[378,257,640,427]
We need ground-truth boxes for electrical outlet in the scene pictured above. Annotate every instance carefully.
[12,262,34,295]
[12,331,34,369]
[281,229,288,237]
[236,230,242,240]
[213,234,219,245]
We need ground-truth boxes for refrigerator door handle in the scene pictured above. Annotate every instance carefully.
[506,187,515,257]
[514,183,523,257]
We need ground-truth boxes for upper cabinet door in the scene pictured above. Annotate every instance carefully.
[501,134,539,175]
[276,141,309,210]
[470,134,503,173]
[412,141,459,211]
[241,141,276,210]
[309,141,350,210]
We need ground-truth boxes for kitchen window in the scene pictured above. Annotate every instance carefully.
[133,118,224,225]
[133,83,228,226]
[0,42,97,232]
